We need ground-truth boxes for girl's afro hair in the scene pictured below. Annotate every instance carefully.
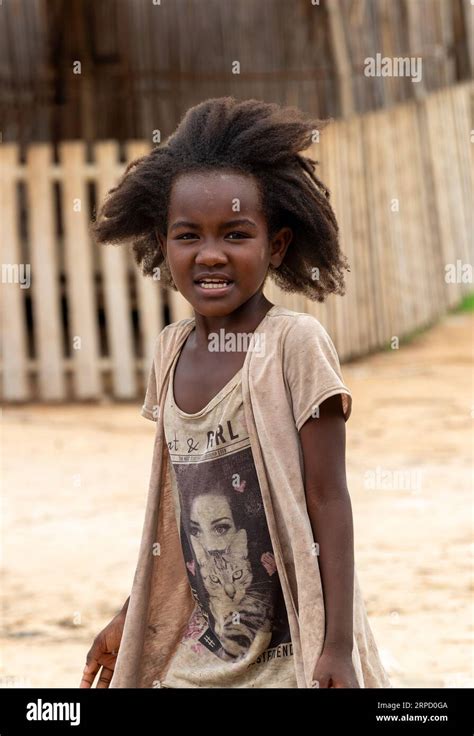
[92,96,349,300]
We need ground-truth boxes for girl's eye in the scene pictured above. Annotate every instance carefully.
[227,232,248,240]
[176,233,197,240]
[175,231,249,241]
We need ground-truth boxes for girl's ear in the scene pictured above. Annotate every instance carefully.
[269,226,292,268]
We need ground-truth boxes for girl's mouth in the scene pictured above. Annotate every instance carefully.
[194,279,234,296]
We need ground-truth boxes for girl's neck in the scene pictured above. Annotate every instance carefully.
[190,292,273,350]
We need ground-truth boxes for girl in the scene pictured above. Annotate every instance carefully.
[81,97,391,689]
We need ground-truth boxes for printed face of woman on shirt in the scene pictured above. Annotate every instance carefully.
[189,493,236,552]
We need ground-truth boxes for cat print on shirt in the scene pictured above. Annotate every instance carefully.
[191,526,273,659]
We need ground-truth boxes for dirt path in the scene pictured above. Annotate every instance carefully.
[1,311,472,688]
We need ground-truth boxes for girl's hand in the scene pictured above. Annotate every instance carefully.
[311,647,361,688]
[79,609,126,688]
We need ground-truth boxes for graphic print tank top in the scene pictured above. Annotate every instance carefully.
[160,349,297,688]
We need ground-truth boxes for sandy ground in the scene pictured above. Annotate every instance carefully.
[1,311,472,689]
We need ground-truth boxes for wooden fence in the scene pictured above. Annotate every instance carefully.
[1,81,472,402]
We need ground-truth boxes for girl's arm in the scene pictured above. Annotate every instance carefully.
[299,393,360,688]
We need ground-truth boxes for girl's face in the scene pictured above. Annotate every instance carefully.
[158,170,292,316]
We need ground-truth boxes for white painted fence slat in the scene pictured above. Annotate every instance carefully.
[364,111,391,346]
[95,141,136,398]
[60,142,101,398]
[27,144,66,399]
[347,115,373,355]
[0,145,30,399]
[426,93,461,308]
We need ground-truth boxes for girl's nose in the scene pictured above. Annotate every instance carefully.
[195,241,229,265]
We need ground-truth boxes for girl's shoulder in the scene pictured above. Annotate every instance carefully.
[267,307,352,426]
[266,305,339,355]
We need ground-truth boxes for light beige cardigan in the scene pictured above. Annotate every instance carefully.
[109,305,391,688]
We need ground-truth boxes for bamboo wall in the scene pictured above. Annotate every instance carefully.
[1,0,472,145]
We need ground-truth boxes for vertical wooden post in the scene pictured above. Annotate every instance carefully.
[0,145,30,400]
[326,0,355,117]
[60,141,101,398]
[95,141,136,398]
[26,144,66,399]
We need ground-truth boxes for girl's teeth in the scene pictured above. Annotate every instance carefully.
[199,281,230,289]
